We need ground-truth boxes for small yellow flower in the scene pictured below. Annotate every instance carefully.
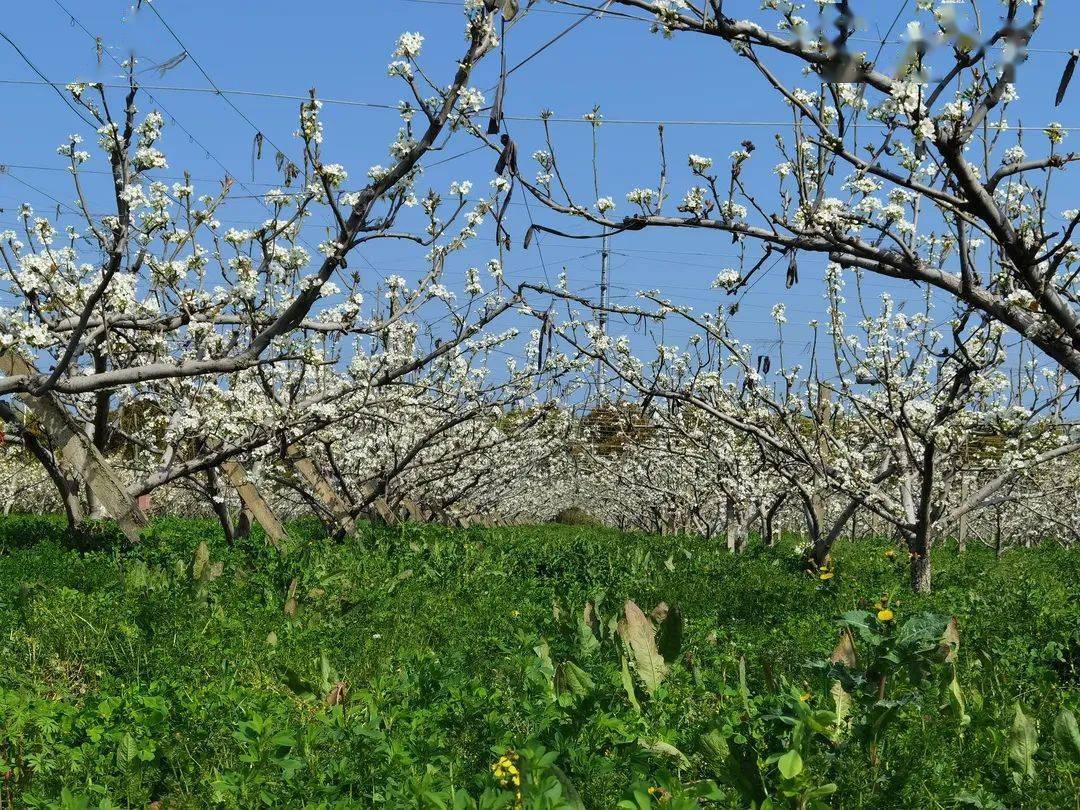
[819,571,834,580]
[510,610,520,618]
[492,751,521,789]
[884,549,896,559]
[877,609,894,622]
[800,692,811,702]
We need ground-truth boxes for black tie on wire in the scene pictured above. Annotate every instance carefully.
[493,134,518,249]
[488,16,507,134]
[1056,50,1079,107]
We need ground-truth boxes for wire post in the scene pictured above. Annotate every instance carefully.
[589,106,608,401]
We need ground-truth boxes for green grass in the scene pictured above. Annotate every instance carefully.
[0,516,1077,808]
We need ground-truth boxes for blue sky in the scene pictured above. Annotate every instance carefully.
[2,0,1078,378]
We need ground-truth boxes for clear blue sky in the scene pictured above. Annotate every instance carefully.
[2,1,1078,373]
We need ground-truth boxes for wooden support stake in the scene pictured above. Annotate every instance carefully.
[220,458,288,550]
[358,483,396,525]
[399,498,426,523]
[0,351,147,542]
[286,446,357,535]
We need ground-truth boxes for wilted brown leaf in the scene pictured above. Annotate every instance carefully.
[939,616,960,663]
[830,629,857,667]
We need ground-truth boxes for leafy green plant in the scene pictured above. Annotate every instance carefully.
[814,609,964,769]
[212,713,303,805]
[0,515,1076,807]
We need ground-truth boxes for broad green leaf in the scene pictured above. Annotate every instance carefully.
[839,610,872,633]
[619,600,667,694]
[1053,709,1080,763]
[1008,703,1038,778]
[115,732,137,771]
[533,639,555,699]
[777,748,803,780]
[948,675,970,727]
[620,652,641,712]
[805,783,838,799]
[319,653,334,691]
[638,738,690,768]
[192,541,210,581]
[554,661,594,706]
[700,728,730,765]
[808,709,837,734]
[738,655,751,712]
[830,681,852,728]
[576,620,600,658]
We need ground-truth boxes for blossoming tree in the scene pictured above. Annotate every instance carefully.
[0,4,520,536]
[512,0,1080,377]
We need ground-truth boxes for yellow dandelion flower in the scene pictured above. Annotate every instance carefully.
[819,571,834,580]
[877,609,894,622]
[884,549,896,559]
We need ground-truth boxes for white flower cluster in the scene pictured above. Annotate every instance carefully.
[688,154,713,172]
[394,32,424,59]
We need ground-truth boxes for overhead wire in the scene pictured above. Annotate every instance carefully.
[0,28,97,129]
[6,78,1080,131]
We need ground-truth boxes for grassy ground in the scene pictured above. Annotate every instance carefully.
[0,515,1077,808]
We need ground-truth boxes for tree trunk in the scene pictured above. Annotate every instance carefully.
[0,352,147,542]
[726,496,749,553]
[761,493,786,548]
[286,446,356,536]
[220,458,287,549]
[957,475,969,552]
[910,551,931,593]
[29,438,83,529]
[908,439,937,593]
[234,507,253,541]
[205,468,235,545]
[761,508,775,547]
[0,400,85,529]
[808,497,860,568]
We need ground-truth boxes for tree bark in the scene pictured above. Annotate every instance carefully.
[205,468,235,546]
[726,496,749,553]
[234,507,253,541]
[910,551,932,593]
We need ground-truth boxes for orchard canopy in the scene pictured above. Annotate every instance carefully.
[0,0,1078,598]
